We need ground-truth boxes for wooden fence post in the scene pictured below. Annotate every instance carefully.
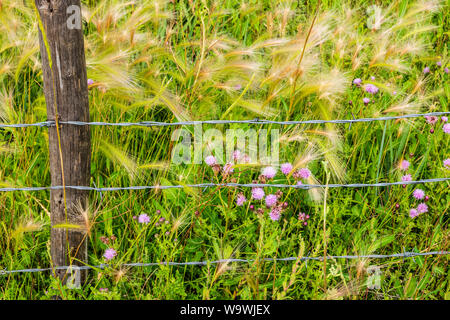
[35,0,91,284]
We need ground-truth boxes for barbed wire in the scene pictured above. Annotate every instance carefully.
[1,112,449,278]
[0,178,448,193]
[1,251,448,275]
[1,112,449,129]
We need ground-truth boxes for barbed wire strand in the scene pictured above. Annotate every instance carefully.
[1,251,448,275]
[0,178,448,193]
[1,112,449,129]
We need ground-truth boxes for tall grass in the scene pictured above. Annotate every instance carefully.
[0,0,448,299]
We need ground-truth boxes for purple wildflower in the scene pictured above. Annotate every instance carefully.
[444,158,450,169]
[417,203,428,214]
[423,67,430,74]
[365,84,379,94]
[265,194,278,208]
[298,168,311,179]
[223,162,234,175]
[99,288,109,293]
[269,207,281,221]
[409,208,419,218]
[138,213,150,224]
[441,116,448,122]
[402,174,412,182]
[103,248,117,261]
[236,193,246,206]
[251,187,265,200]
[399,160,410,171]
[437,61,442,67]
[87,79,94,86]
[205,155,216,166]
[298,212,310,222]
[353,78,362,86]
[262,166,277,179]
[445,67,449,74]
[443,123,450,134]
[281,163,293,175]
[413,189,425,200]
[370,76,376,80]
[425,116,438,124]
[363,97,370,104]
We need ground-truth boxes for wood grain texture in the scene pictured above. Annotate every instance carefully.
[35,0,90,283]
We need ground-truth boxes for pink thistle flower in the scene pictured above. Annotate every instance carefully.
[437,61,442,67]
[370,76,376,80]
[363,97,370,104]
[443,123,450,134]
[296,180,303,186]
[365,84,379,94]
[281,163,293,175]
[87,79,94,86]
[444,158,450,169]
[236,193,246,206]
[223,162,234,175]
[423,67,430,74]
[445,67,449,74]
[409,208,419,218]
[262,166,277,179]
[138,213,150,224]
[425,116,438,124]
[353,78,362,86]
[413,189,425,200]
[251,187,265,200]
[205,155,216,166]
[401,174,412,182]
[103,248,117,261]
[298,168,311,179]
[265,194,278,208]
[442,116,448,122]
[399,160,410,171]
[269,207,281,221]
[417,203,428,214]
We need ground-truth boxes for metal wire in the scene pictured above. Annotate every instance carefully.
[0,178,448,193]
[1,251,448,275]
[1,112,448,277]
[1,111,449,129]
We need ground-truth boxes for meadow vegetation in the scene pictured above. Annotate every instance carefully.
[0,0,449,299]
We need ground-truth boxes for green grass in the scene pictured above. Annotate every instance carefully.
[0,0,449,300]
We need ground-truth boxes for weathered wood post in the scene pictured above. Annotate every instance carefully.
[35,0,90,284]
